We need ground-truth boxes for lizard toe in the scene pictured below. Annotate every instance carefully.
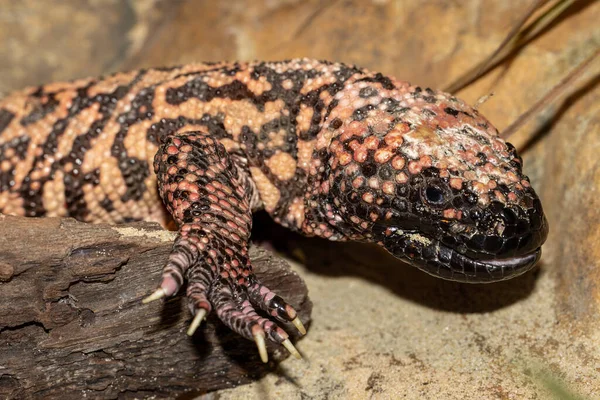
[247,281,306,335]
[143,238,200,303]
[209,277,300,362]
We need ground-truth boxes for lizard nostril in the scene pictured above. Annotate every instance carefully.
[500,208,518,225]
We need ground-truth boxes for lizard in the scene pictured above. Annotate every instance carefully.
[0,59,549,362]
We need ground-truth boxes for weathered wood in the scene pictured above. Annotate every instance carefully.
[0,215,312,399]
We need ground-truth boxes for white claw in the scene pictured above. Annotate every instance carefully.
[186,309,207,336]
[282,339,302,359]
[142,287,167,304]
[292,317,307,335]
[254,332,268,363]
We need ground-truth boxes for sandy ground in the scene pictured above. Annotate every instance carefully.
[216,236,599,399]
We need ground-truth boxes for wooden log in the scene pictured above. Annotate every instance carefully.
[0,215,312,399]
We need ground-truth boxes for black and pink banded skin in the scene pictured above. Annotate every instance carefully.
[0,59,548,350]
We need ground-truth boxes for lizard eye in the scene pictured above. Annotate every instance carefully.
[424,185,445,204]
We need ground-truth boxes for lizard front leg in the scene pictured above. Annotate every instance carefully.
[144,131,303,362]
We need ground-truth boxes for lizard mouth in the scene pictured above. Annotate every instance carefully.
[383,233,542,283]
[419,243,541,283]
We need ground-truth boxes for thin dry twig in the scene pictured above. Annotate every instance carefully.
[444,0,577,94]
[501,46,600,139]
[444,0,549,94]
[293,0,341,39]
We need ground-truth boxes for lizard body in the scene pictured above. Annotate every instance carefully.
[0,59,548,359]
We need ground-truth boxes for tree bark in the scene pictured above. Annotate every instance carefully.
[0,215,312,399]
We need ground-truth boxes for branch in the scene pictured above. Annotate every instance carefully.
[0,215,312,399]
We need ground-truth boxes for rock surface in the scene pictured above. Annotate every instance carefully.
[1,0,599,398]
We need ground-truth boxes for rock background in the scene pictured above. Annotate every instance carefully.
[1,0,599,398]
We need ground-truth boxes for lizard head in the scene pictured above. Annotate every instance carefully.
[322,81,548,283]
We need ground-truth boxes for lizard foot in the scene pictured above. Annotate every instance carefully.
[143,237,304,362]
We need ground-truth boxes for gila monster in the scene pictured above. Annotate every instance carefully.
[0,59,549,362]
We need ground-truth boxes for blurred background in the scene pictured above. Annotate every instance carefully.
[1,1,598,398]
